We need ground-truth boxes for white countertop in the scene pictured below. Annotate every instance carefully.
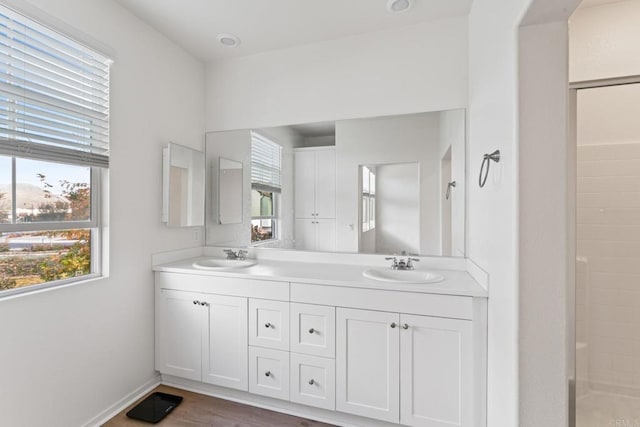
[153,256,488,298]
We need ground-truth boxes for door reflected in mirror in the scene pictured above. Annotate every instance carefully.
[360,163,420,255]
[218,157,243,224]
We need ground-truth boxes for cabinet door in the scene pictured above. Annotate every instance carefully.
[290,303,335,358]
[314,148,336,218]
[202,295,248,391]
[295,219,316,250]
[294,150,316,218]
[336,308,400,423]
[315,219,336,252]
[400,314,473,427]
[157,289,203,381]
[249,299,290,351]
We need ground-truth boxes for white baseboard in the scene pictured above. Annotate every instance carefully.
[82,374,161,427]
[161,375,397,427]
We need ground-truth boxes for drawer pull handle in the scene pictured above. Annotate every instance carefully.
[265,371,271,377]
[390,323,397,328]
[402,323,409,329]
[308,379,315,385]
[308,328,315,334]
[265,323,273,328]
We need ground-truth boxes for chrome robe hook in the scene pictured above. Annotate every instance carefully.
[479,150,501,188]
[446,181,456,200]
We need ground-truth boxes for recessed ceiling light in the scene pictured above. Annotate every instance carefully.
[387,0,412,13]
[217,33,240,48]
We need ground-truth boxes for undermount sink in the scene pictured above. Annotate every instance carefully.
[363,268,444,284]
[192,258,257,270]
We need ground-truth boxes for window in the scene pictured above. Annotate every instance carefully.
[0,5,110,296]
[362,166,376,232]
[251,132,281,242]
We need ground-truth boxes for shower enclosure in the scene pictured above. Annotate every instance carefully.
[574,81,640,427]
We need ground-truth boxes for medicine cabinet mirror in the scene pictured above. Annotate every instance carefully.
[218,157,243,224]
[162,143,205,227]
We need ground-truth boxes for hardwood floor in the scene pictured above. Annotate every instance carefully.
[104,385,336,427]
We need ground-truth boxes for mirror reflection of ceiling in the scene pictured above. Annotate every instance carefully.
[114,0,473,61]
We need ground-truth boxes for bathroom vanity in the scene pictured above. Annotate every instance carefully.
[153,251,487,427]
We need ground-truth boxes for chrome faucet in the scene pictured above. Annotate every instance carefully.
[385,255,420,270]
[224,249,248,260]
[223,249,238,259]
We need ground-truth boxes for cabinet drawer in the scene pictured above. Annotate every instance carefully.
[249,299,290,350]
[249,347,290,400]
[290,353,335,411]
[290,303,335,358]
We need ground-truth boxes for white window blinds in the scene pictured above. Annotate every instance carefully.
[251,132,281,192]
[0,5,111,168]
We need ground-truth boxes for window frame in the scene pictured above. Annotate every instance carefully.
[250,132,282,244]
[0,4,110,298]
[0,157,103,297]
[361,166,376,233]
[251,188,279,243]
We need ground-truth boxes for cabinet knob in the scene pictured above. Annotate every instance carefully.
[308,379,315,385]
[265,371,271,377]
[390,323,397,328]
[265,323,273,328]
[402,323,409,330]
[193,300,198,305]
[202,302,209,307]
[308,328,315,334]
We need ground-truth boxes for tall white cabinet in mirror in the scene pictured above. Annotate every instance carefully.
[218,158,243,224]
[162,143,205,227]
[294,147,336,251]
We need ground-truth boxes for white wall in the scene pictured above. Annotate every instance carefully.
[205,17,468,132]
[439,109,466,257]
[0,1,205,426]
[375,163,421,254]
[518,20,572,427]
[468,1,533,426]
[570,0,640,82]
[335,112,441,254]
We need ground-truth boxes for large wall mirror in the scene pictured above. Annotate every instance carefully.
[205,109,466,257]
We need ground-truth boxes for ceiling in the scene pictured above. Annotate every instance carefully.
[578,0,629,8]
[114,0,474,62]
[289,121,336,138]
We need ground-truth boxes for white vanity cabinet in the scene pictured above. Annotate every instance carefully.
[155,270,487,427]
[336,308,400,422]
[399,314,473,427]
[156,277,249,391]
[336,308,473,427]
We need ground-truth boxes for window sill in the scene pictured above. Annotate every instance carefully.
[0,273,106,302]
[250,239,280,247]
